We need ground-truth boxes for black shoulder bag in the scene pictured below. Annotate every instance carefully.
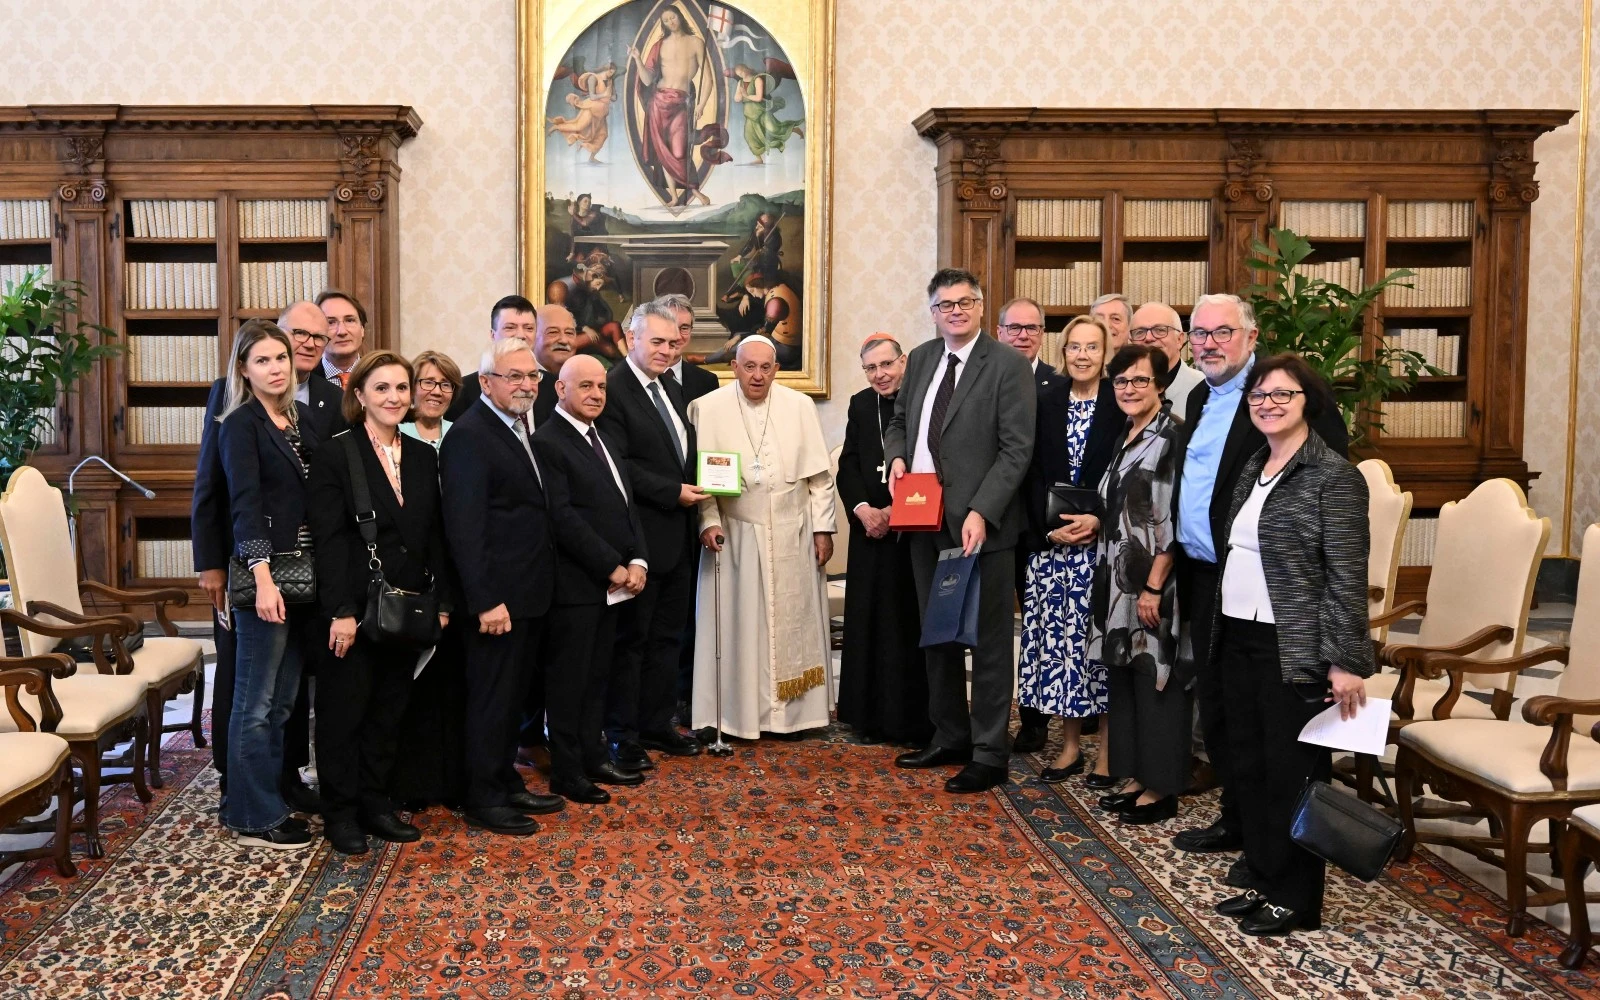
[341,434,442,648]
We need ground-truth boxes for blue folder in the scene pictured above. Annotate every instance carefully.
[920,545,981,648]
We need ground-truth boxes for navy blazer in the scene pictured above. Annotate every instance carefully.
[676,362,720,402]
[439,398,555,619]
[307,429,457,620]
[533,414,648,606]
[446,368,556,426]
[218,396,319,558]
[1026,378,1122,541]
[596,361,697,574]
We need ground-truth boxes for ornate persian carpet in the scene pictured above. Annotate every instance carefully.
[3,731,1599,999]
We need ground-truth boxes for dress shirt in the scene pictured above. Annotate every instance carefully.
[294,379,310,406]
[670,360,684,383]
[626,355,688,458]
[481,396,543,485]
[399,419,450,449]
[1221,472,1280,622]
[553,406,647,570]
[1177,356,1254,563]
[910,333,980,475]
[321,355,357,384]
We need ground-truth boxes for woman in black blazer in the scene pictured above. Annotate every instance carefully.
[308,350,455,856]
[1017,315,1124,784]
[217,320,321,850]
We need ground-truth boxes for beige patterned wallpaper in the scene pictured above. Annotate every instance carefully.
[4,0,1596,547]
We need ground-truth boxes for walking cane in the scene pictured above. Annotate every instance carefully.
[706,544,734,756]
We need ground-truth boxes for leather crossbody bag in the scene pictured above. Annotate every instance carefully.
[342,434,441,649]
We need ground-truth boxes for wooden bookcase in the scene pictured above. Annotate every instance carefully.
[0,106,420,617]
[914,108,1573,600]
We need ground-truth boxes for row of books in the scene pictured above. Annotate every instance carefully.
[1399,516,1439,567]
[127,406,207,445]
[1384,266,1472,308]
[33,408,56,446]
[128,200,217,240]
[1121,260,1208,306]
[0,199,51,241]
[128,336,220,383]
[1014,263,1102,306]
[1386,329,1461,376]
[239,260,329,310]
[238,199,329,240]
[1381,401,1464,439]
[1389,201,1473,239]
[124,262,219,311]
[1292,257,1364,290]
[1279,201,1366,239]
[136,539,193,580]
[1016,199,1101,239]
[1123,199,1209,238]
[0,263,52,290]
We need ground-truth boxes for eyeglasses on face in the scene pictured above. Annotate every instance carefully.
[486,370,537,386]
[1246,388,1305,406]
[999,322,1043,336]
[290,329,330,347]
[1130,325,1178,342]
[416,378,455,394]
[861,359,901,375]
[1188,326,1240,344]
[1112,375,1156,390]
[1062,342,1103,355]
[930,296,981,315]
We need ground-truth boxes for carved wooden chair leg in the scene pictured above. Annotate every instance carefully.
[1502,804,1533,937]
[1354,753,1376,803]
[1394,757,1418,862]
[1550,817,1566,872]
[1487,813,1503,839]
[1561,825,1595,968]
[50,761,75,878]
[130,715,152,804]
[144,689,165,790]
[72,739,103,860]
[190,666,207,749]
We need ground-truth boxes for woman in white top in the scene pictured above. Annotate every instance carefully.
[400,350,459,448]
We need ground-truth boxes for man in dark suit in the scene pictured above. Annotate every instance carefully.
[597,301,708,770]
[193,303,345,808]
[313,289,369,388]
[446,295,542,422]
[885,268,1037,794]
[440,336,566,835]
[995,296,1060,754]
[1171,292,1348,875]
[529,305,581,426]
[533,355,651,804]
[659,293,720,402]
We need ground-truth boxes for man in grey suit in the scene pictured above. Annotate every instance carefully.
[884,268,1037,793]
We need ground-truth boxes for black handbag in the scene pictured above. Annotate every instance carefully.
[1045,482,1101,526]
[1289,776,1404,882]
[342,434,442,649]
[228,551,317,607]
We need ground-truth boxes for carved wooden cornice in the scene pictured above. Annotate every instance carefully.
[914,108,1574,141]
[0,105,422,140]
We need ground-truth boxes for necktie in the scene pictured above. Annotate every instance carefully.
[586,426,609,466]
[336,370,350,390]
[513,417,543,486]
[927,352,960,474]
[648,381,686,468]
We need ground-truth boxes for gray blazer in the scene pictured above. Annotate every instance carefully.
[884,333,1037,543]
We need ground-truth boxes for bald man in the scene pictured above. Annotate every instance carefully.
[1129,301,1204,405]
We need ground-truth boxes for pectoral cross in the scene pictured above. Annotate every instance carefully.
[750,457,763,486]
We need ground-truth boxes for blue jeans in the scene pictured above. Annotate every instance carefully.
[222,606,305,833]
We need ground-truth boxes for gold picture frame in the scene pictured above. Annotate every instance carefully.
[520,0,835,396]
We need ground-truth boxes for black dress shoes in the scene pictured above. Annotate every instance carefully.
[1224,857,1256,889]
[1122,795,1178,825]
[1098,789,1141,812]
[361,812,421,843]
[611,740,655,771]
[506,790,567,815]
[895,745,973,769]
[1173,819,1244,853]
[639,729,703,756]
[464,806,538,836]
[1039,755,1085,783]
[1084,771,1122,790]
[1215,889,1268,917]
[282,777,322,815]
[551,777,611,805]
[589,760,646,786]
[1240,903,1319,936]
[326,820,369,856]
[1011,724,1048,754]
[945,762,1008,793]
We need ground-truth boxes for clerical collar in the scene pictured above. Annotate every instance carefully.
[1208,355,1255,399]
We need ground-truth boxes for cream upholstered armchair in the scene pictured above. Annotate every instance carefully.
[0,661,78,878]
[1396,522,1600,938]
[0,466,204,790]
[1359,459,1411,644]
[826,445,849,649]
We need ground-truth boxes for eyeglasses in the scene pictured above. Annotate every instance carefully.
[417,378,455,394]
[290,329,330,347]
[861,359,901,375]
[1130,325,1178,342]
[486,370,537,386]
[1246,388,1306,406]
[930,296,981,315]
[1188,326,1240,344]
[1062,342,1103,355]
[1112,375,1156,390]
[998,322,1044,337]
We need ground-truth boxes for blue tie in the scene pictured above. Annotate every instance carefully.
[649,381,686,468]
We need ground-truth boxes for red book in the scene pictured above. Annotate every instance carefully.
[890,473,944,532]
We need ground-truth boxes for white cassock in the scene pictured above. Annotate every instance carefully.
[689,382,837,738]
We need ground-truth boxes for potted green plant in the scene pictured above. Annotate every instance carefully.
[1243,227,1436,444]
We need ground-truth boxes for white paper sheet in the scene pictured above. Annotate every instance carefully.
[413,645,436,680]
[607,587,637,606]
[1298,697,1392,755]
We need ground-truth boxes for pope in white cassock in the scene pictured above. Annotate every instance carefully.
[690,335,837,738]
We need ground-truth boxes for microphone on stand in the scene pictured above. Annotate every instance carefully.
[69,455,155,500]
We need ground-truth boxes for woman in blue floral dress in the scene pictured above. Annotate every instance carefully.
[1018,316,1122,782]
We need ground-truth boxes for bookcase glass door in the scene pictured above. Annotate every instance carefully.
[0,197,67,456]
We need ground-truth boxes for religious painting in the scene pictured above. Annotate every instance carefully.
[522,0,834,395]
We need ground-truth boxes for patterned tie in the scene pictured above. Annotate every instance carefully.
[648,381,686,468]
[336,370,350,390]
[926,352,960,474]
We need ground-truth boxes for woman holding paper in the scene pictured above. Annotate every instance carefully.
[1207,353,1372,937]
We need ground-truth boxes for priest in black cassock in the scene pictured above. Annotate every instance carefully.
[835,333,933,745]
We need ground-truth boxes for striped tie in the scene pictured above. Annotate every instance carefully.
[926,352,959,474]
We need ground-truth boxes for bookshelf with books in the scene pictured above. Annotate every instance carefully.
[916,108,1571,600]
[0,105,419,616]
[0,196,66,459]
